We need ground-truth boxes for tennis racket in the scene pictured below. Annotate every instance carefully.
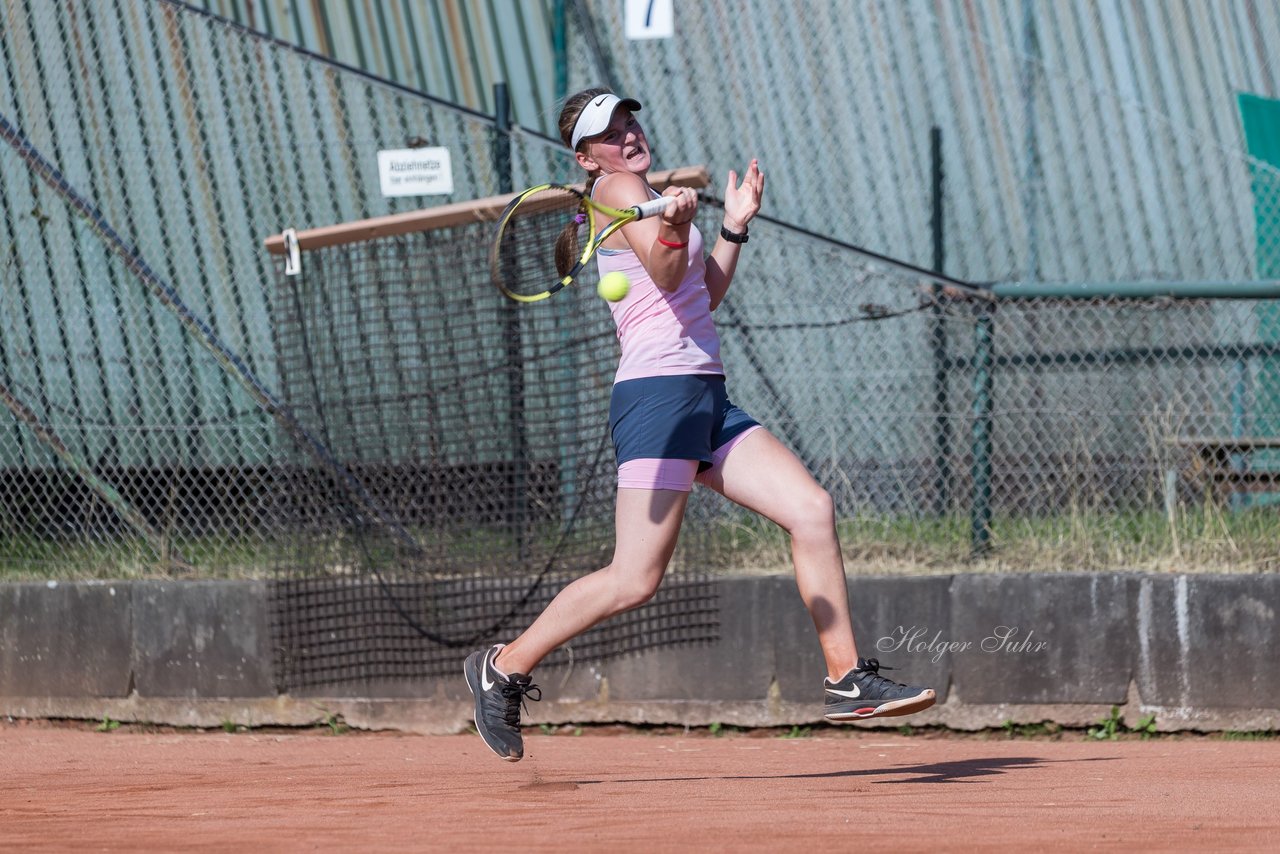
[489,183,674,303]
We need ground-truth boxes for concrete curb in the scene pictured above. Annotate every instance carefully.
[2,574,1277,733]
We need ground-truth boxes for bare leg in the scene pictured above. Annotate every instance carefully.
[698,429,859,680]
[495,486,689,675]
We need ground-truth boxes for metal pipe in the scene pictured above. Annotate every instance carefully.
[991,281,1280,299]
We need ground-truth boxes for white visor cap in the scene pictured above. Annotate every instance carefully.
[570,93,643,150]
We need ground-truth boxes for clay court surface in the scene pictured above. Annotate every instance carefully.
[5,721,1278,852]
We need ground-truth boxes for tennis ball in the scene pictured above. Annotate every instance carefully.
[597,271,631,302]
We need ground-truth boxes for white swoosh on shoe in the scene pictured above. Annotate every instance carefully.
[481,655,495,691]
[827,686,861,699]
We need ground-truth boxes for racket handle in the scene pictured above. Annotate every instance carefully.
[632,195,676,220]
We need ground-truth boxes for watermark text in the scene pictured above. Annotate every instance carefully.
[876,625,1049,663]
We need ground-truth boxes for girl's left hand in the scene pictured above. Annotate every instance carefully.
[723,159,764,233]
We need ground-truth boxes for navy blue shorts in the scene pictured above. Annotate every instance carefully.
[608,375,760,472]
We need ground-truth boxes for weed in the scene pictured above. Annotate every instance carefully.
[1221,730,1278,741]
[779,725,811,739]
[897,724,915,736]
[1087,707,1155,740]
[1132,713,1158,740]
[1002,720,1058,738]
[1088,707,1124,740]
[95,714,120,733]
[709,722,723,737]
[320,712,348,735]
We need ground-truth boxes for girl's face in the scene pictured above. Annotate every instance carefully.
[576,110,650,176]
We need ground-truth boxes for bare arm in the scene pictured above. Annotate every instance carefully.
[595,173,700,292]
[705,159,765,310]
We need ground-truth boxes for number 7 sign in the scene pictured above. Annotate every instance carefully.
[625,0,675,40]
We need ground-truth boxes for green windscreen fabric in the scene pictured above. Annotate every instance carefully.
[1238,92,1280,442]
[1240,92,1280,275]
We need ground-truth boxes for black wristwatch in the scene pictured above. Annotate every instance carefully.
[720,224,749,244]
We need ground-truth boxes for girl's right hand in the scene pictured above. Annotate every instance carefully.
[660,184,699,226]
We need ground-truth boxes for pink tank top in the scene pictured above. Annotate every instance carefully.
[595,223,724,383]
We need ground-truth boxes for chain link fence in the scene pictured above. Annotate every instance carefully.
[568,0,1280,286]
[0,1,570,576]
[3,1,1280,583]
[687,227,1280,575]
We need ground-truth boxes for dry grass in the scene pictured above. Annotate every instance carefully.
[4,498,1279,581]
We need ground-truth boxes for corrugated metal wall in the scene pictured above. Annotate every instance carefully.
[4,0,1278,473]
[0,0,572,472]
[197,0,563,131]
[567,0,1280,285]
[4,0,1280,571]
[198,0,1280,284]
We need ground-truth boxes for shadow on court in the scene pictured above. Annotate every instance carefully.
[573,754,1119,786]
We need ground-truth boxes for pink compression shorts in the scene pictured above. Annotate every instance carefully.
[616,425,762,491]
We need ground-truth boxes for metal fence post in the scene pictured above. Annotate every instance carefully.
[493,82,529,564]
[930,126,952,516]
[970,309,994,557]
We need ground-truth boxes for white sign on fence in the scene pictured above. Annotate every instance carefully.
[377,147,454,197]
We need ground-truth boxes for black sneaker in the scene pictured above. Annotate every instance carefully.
[823,657,936,721]
[463,644,541,762]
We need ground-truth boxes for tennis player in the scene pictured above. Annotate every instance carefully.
[465,88,935,761]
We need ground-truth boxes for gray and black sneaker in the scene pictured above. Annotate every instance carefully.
[824,657,936,721]
[463,644,541,762]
